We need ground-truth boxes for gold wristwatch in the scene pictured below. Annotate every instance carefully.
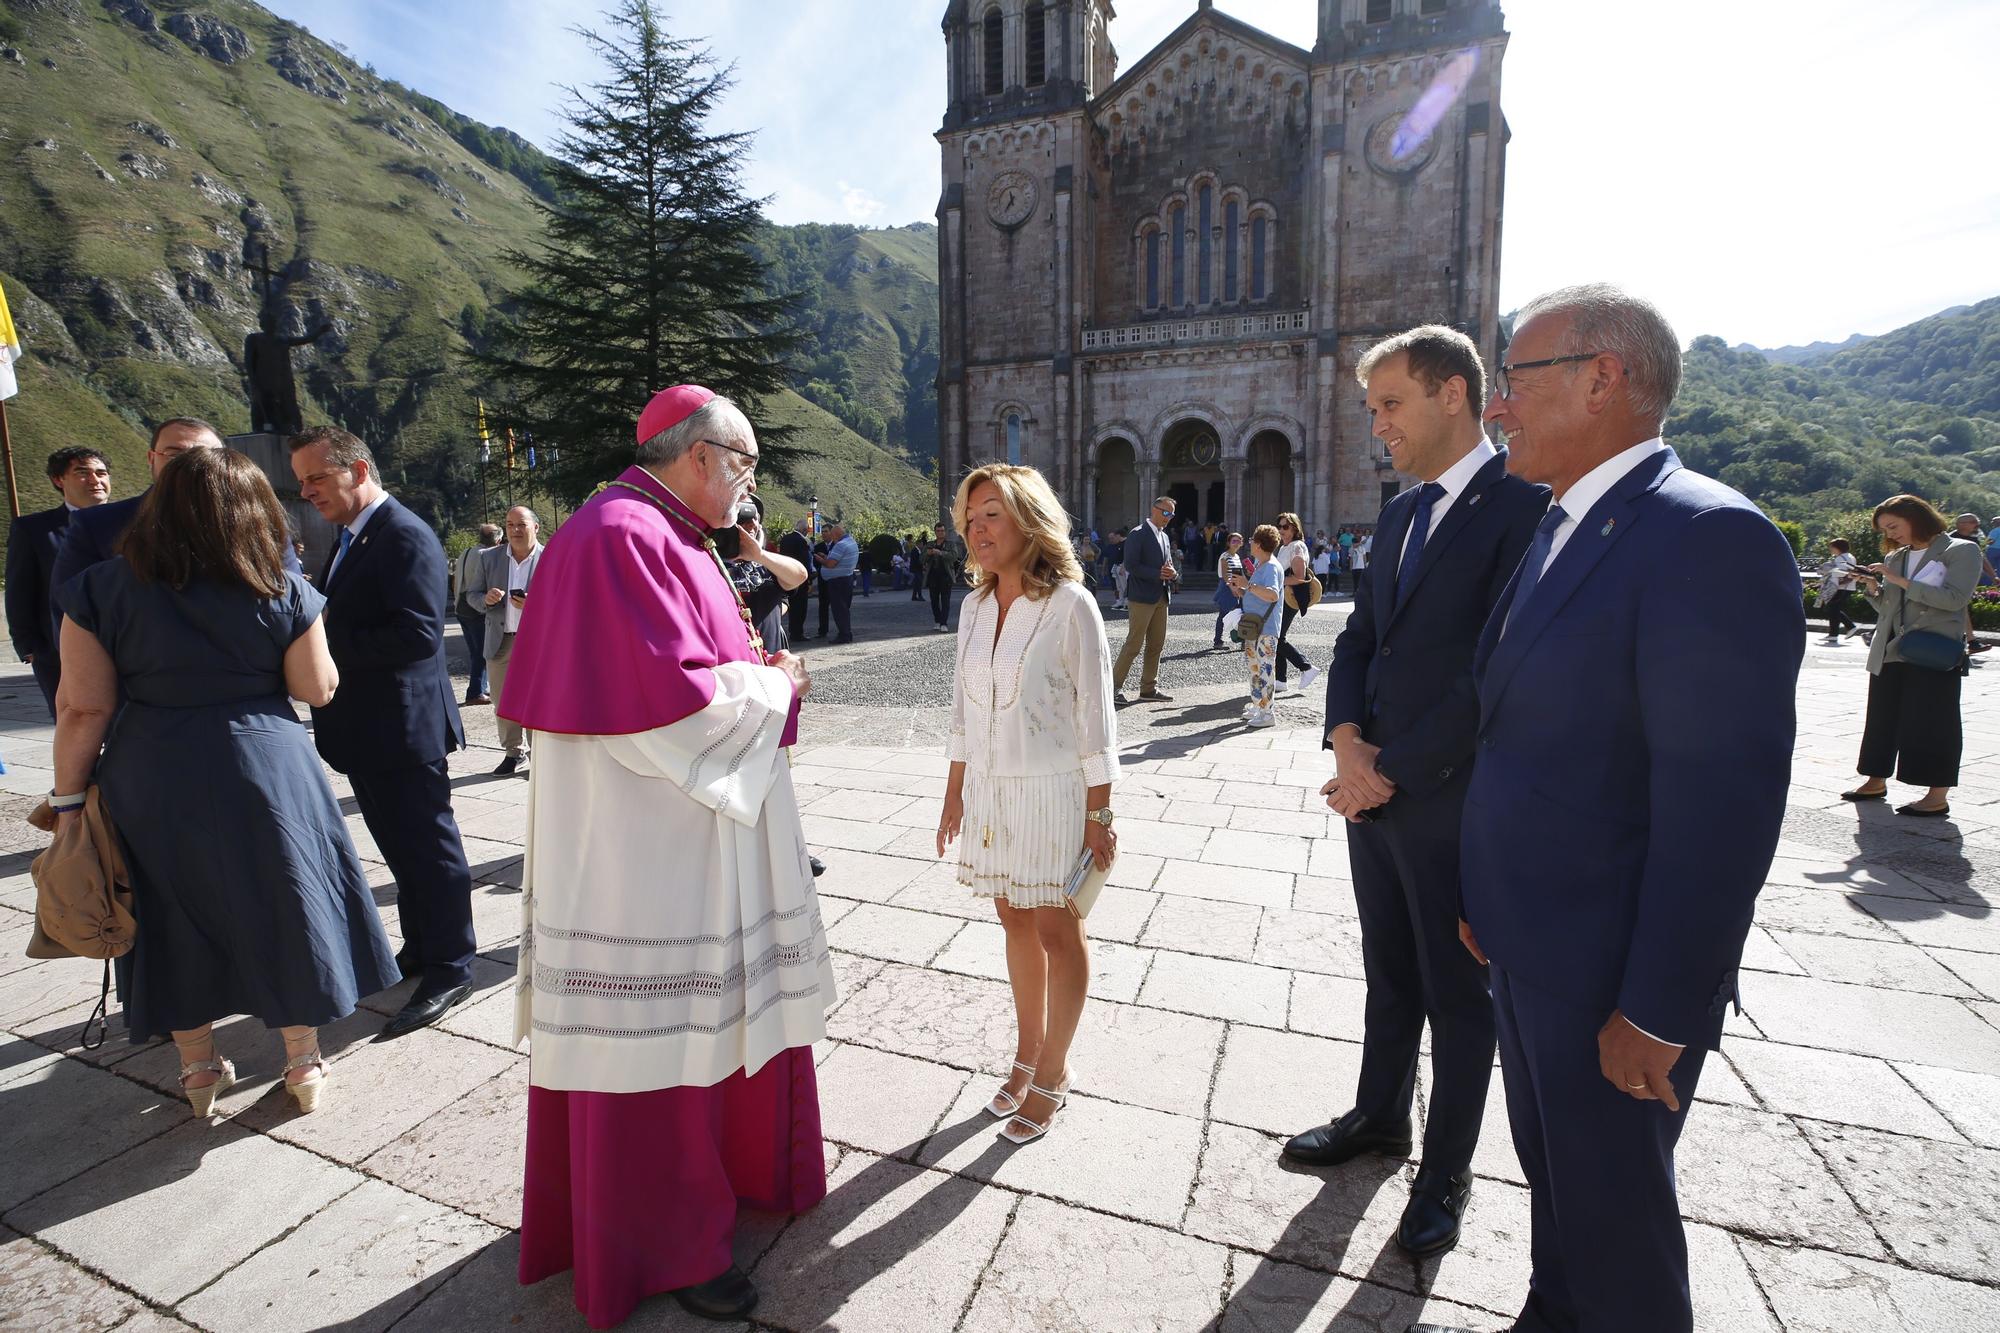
[1085,808,1115,827]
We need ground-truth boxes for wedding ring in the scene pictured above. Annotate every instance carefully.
[1624,1079,1647,1089]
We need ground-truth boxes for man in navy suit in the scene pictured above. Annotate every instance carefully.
[1286,327,1545,1259]
[49,417,300,629]
[6,446,112,716]
[1112,495,1180,702]
[1416,286,1804,1333]
[290,425,477,1039]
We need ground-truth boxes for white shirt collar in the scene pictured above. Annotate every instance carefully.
[1428,436,1498,507]
[344,492,390,538]
[508,542,542,567]
[1553,437,1666,522]
[63,501,80,513]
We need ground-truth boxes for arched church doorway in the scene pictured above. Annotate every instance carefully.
[1242,430,1296,528]
[1161,417,1225,530]
[1094,437,1137,531]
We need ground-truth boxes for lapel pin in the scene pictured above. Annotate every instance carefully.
[1600,519,1616,536]
[1469,493,1481,505]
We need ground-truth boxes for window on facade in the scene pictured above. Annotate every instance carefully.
[1026,5,1046,86]
[983,10,1003,94]
[1250,215,1268,300]
[1145,230,1160,309]
[1366,0,1392,22]
[1197,185,1213,305]
[1006,413,1023,465]
[1420,0,1447,13]
[1170,203,1187,306]
[1223,200,1240,301]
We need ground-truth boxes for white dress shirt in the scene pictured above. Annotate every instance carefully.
[1524,437,1667,583]
[325,492,389,584]
[1389,437,1498,571]
[505,543,542,633]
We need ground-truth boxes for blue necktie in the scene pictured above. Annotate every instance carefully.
[1393,482,1446,610]
[329,527,354,584]
[1501,505,1570,636]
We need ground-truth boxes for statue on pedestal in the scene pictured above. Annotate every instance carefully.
[241,243,329,437]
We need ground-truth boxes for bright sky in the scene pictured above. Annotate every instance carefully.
[266,0,2000,349]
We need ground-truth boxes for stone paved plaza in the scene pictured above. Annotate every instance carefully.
[4,585,2000,1331]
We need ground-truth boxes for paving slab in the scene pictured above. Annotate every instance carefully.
[0,1055,180,1212]
[1892,1062,2000,1148]
[1727,1039,1965,1139]
[752,1151,1014,1333]
[8,1120,360,1304]
[918,1081,1204,1226]
[1801,1121,2000,1282]
[0,1224,143,1330]
[959,1195,1228,1332]
[175,1178,502,1332]
[363,1065,527,1229]
[1673,1103,1885,1257]
[1734,970,2000,1074]
[410,1230,751,1332]
[1741,1238,2000,1333]
[1773,929,1982,996]
[824,961,1016,1071]
[824,902,963,966]
[814,1042,971,1158]
[1211,1025,1367,1139]
[1139,949,1292,1027]
[1140,893,1263,960]
[1286,969,1371,1041]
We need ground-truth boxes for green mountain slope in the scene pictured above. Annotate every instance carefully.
[0,0,933,549]
[755,221,940,466]
[1819,297,2000,418]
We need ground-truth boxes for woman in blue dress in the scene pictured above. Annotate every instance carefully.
[52,447,397,1117]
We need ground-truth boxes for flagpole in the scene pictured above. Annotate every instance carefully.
[0,399,19,520]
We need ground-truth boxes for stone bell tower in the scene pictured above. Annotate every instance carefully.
[935,0,1117,519]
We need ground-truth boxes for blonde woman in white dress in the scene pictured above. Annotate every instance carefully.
[936,464,1119,1145]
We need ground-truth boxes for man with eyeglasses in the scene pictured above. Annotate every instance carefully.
[495,385,831,1325]
[1111,495,1180,703]
[49,418,303,624]
[1419,285,1803,1333]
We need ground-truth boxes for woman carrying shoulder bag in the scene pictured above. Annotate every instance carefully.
[53,448,398,1117]
[1843,494,1982,817]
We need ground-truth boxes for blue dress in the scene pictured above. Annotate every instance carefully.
[61,562,399,1042]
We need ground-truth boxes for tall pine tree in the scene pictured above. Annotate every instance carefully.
[472,0,800,503]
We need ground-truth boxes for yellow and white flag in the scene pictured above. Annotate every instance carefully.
[0,279,20,402]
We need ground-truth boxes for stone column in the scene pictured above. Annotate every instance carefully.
[1222,457,1248,534]
[1083,464,1098,532]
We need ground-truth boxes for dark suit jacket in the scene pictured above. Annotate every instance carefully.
[6,504,71,660]
[1460,447,1805,1048]
[309,495,465,775]
[1123,519,1174,604]
[777,529,811,570]
[1323,449,1547,803]
[49,489,301,643]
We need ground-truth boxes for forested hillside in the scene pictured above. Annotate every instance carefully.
[1670,297,2000,544]
[0,0,933,546]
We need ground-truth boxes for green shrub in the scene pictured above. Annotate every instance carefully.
[1771,519,1806,558]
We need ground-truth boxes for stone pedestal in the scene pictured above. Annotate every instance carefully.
[228,432,331,577]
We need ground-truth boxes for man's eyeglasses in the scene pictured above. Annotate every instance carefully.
[1495,352,1604,399]
[699,439,758,473]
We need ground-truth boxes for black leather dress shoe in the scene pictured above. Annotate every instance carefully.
[672,1265,757,1321]
[809,854,827,877]
[493,754,523,776]
[1137,689,1174,701]
[378,982,473,1039]
[1282,1108,1415,1166]
[1397,1165,1474,1257]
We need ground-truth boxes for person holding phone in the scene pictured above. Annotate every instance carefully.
[480,505,544,775]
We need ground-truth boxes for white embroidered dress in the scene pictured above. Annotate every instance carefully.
[949,581,1119,906]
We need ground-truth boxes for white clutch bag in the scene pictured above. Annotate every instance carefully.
[1064,846,1110,919]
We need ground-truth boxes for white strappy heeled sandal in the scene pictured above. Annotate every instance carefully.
[987,1060,1036,1119]
[1000,1069,1072,1146]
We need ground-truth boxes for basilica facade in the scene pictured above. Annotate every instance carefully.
[935,0,1509,534]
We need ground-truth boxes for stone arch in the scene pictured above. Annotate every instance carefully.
[1240,427,1300,527]
[1146,402,1235,465]
[1090,434,1139,532]
[1232,414,1307,463]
